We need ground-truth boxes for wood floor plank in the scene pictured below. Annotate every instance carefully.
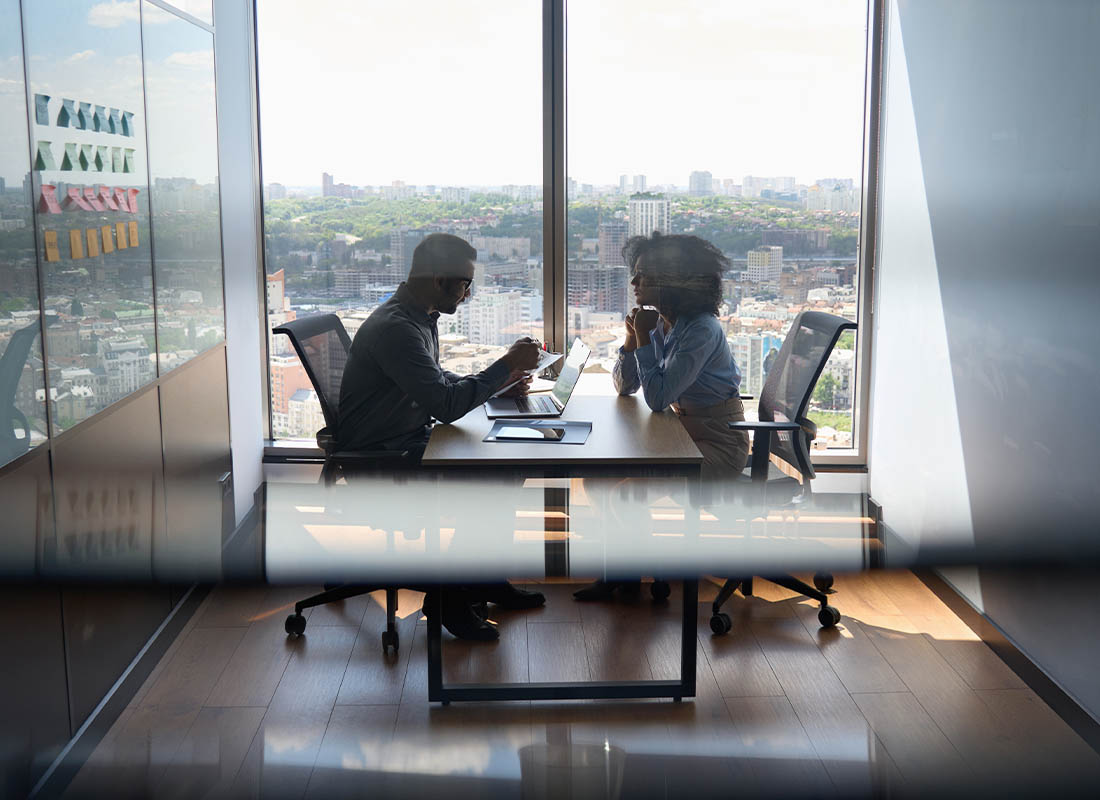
[976,688,1100,787]
[580,608,654,682]
[304,704,399,799]
[858,613,1025,788]
[527,622,590,683]
[141,626,246,712]
[152,706,267,799]
[334,595,419,705]
[230,625,357,799]
[791,602,906,694]
[193,585,269,629]
[825,571,904,617]
[205,614,300,708]
[851,691,971,789]
[904,613,1027,691]
[750,617,902,795]
[697,619,784,698]
[864,570,957,621]
[725,695,837,798]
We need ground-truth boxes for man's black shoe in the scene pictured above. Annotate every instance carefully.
[572,580,618,601]
[423,592,499,642]
[483,583,546,610]
[572,580,641,601]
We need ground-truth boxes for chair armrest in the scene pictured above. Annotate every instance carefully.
[738,394,754,401]
[728,420,800,431]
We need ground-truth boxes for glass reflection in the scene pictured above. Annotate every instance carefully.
[21,0,156,433]
[0,0,48,468]
[142,1,224,372]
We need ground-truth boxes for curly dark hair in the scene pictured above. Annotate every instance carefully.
[622,232,728,317]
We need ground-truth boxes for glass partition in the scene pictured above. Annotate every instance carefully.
[22,0,156,433]
[0,0,48,467]
[142,0,224,372]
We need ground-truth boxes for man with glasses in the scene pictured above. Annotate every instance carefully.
[338,233,545,639]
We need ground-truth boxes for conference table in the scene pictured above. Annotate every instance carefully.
[264,374,874,704]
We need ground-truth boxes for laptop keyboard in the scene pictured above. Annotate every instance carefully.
[515,395,555,414]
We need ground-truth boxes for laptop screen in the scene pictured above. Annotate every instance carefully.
[551,339,591,407]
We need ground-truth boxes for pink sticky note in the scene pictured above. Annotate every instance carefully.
[38,185,63,214]
[98,186,119,211]
[65,187,94,211]
[83,187,105,212]
[126,188,140,213]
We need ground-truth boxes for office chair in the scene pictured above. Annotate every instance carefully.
[1,319,47,465]
[709,310,857,636]
[273,313,408,653]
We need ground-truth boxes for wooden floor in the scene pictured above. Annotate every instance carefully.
[64,571,1100,799]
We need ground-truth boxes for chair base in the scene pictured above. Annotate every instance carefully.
[286,585,400,654]
[709,574,840,635]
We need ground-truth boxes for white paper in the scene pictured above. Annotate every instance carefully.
[490,350,564,397]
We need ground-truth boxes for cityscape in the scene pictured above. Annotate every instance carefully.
[263,171,861,447]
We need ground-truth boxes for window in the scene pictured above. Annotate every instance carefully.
[256,0,543,440]
[257,0,874,454]
[567,0,869,450]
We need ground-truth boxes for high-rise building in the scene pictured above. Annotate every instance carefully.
[619,174,629,193]
[728,332,783,397]
[598,221,628,267]
[389,228,426,283]
[266,182,287,200]
[688,170,713,196]
[632,174,647,193]
[567,263,629,316]
[746,245,783,283]
[321,172,333,196]
[628,194,670,238]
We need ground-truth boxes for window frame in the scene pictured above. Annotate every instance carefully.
[252,0,883,466]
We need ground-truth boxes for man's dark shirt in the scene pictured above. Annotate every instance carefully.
[337,283,510,453]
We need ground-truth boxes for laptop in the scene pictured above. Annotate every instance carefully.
[485,338,591,419]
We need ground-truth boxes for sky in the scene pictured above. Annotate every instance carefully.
[256,0,870,189]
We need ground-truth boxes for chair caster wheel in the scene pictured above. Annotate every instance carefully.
[710,612,732,635]
[381,629,399,654]
[650,580,671,602]
[813,573,834,593]
[472,602,488,620]
[818,605,841,627]
[285,613,306,636]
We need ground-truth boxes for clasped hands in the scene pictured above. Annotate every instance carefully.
[622,307,662,352]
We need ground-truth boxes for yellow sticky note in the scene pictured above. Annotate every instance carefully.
[115,221,129,249]
[128,220,139,247]
[86,228,100,258]
[70,229,85,260]
[101,225,114,254]
[44,230,60,262]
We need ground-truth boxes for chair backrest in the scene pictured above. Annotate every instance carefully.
[758,311,857,479]
[272,314,351,432]
[1,320,44,462]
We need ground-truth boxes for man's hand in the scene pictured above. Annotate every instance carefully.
[634,307,661,347]
[623,308,639,352]
[499,369,533,398]
[502,337,541,371]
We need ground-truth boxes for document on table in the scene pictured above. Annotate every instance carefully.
[490,349,564,397]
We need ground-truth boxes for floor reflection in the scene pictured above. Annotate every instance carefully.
[62,573,1100,799]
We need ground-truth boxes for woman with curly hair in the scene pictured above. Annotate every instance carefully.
[573,232,751,602]
[612,231,750,474]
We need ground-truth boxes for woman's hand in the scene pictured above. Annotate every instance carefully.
[623,308,639,352]
[634,307,661,347]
